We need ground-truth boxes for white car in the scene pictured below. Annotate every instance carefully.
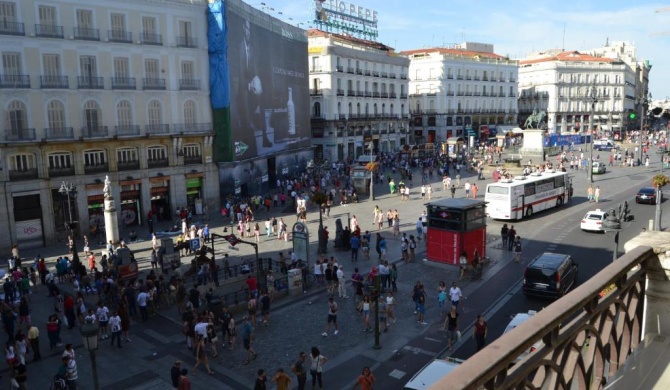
[580,209,607,232]
[503,310,543,363]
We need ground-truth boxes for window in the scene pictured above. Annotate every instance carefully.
[183,144,200,157]
[42,54,61,76]
[38,6,56,25]
[117,100,132,126]
[147,146,167,161]
[181,61,194,80]
[84,150,106,166]
[47,100,65,128]
[145,59,159,79]
[6,100,26,130]
[142,16,156,34]
[48,152,72,169]
[179,20,192,37]
[113,57,129,78]
[0,2,17,23]
[147,100,162,125]
[9,154,35,171]
[117,147,138,162]
[79,56,97,78]
[76,9,93,28]
[2,52,21,75]
[183,101,196,124]
[111,13,125,31]
[83,100,101,130]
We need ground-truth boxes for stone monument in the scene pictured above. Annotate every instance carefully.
[103,175,120,245]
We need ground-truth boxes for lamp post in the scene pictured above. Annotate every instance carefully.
[603,209,623,263]
[80,322,100,390]
[587,85,598,183]
[368,143,375,200]
[59,181,81,271]
[637,92,651,166]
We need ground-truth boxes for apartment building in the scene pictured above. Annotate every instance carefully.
[0,0,216,250]
[401,42,519,144]
[308,29,410,161]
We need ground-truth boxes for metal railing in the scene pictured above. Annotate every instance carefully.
[115,125,141,137]
[84,163,109,174]
[179,79,200,90]
[40,75,69,89]
[111,77,136,89]
[77,76,104,89]
[176,36,197,48]
[145,124,169,135]
[49,166,75,178]
[81,126,109,138]
[117,160,140,171]
[140,32,162,45]
[108,29,132,43]
[5,128,36,141]
[441,245,652,389]
[173,123,212,134]
[35,24,64,38]
[9,169,38,181]
[143,78,166,90]
[73,27,100,41]
[148,159,169,168]
[0,21,25,36]
[0,74,30,88]
[44,127,74,140]
[184,155,202,165]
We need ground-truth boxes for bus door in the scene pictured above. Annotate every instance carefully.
[518,194,525,220]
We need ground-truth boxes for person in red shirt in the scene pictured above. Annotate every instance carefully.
[177,368,191,390]
[245,275,258,298]
[63,294,76,329]
[353,367,376,390]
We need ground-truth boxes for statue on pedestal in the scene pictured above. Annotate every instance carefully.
[103,175,112,199]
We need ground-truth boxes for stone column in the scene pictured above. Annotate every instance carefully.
[103,176,120,245]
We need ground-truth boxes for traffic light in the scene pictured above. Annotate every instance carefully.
[629,112,637,120]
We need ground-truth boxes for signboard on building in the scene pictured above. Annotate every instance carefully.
[313,0,378,40]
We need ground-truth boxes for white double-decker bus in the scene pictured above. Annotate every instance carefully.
[485,170,569,220]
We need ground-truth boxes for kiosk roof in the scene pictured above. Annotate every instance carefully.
[426,198,486,210]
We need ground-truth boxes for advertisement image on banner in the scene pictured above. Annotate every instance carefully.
[226,0,310,161]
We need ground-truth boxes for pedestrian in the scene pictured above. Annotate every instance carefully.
[464,181,471,198]
[46,314,61,351]
[514,236,523,262]
[177,368,191,390]
[415,218,423,241]
[473,314,488,351]
[322,296,339,336]
[309,346,328,390]
[242,316,257,365]
[96,301,110,340]
[192,335,214,375]
[63,355,78,390]
[109,310,122,348]
[472,183,478,199]
[500,224,509,250]
[360,295,372,332]
[379,236,387,261]
[415,284,427,325]
[450,184,456,198]
[119,301,131,342]
[337,266,348,298]
[137,289,149,322]
[587,185,594,202]
[443,306,460,350]
[291,352,308,390]
[594,186,601,203]
[386,291,396,324]
[507,225,516,251]
[449,282,462,308]
[353,366,376,390]
[12,359,27,390]
[170,360,182,389]
[272,367,292,390]
[14,334,28,365]
[459,250,468,280]
[254,368,267,390]
[260,290,271,326]
[27,324,40,361]
[437,281,447,314]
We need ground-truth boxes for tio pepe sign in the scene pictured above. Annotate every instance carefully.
[318,0,378,22]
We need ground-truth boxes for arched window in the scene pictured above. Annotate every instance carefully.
[83,100,101,130]
[373,103,377,116]
[117,100,133,126]
[313,102,321,118]
[381,103,386,115]
[184,100,196,124]
[390,104,394,116]
[47,100,65,129]
[148,100,162,125]
[6,100,27,131]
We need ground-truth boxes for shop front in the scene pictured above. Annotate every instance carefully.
[86,188,105,240]
[14,193,44,249]
[120,180,142,227]
[149,177,171,221]
[185,174,203,215]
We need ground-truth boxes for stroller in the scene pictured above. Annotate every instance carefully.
[50,375,67,390]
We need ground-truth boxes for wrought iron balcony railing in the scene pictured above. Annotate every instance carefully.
[44,127,74,140]
[145,124,169,135]
[73,27,100,41]
[140,32,162,45]
[0,74,30,88]
[5,128,36,141]
[111,77,136,89]
[0,21,24,36]
[176,36,197,48]
[35,24,64,38]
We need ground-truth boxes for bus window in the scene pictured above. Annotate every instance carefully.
[487,186,508,194]
[524,183,536,196]
[554,176,565,188]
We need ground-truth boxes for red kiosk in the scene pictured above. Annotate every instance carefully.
[425,198,487,265]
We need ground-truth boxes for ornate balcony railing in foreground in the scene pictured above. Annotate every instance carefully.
[440,244,655,390]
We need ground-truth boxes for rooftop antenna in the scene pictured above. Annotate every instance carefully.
[605,36,609,46]
[562,23,566,51]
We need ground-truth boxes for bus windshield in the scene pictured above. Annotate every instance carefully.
[487,186,508,195]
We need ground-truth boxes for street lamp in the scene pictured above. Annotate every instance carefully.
[368,143,375,200]
[80,322,100,390]
[603,209,623,263]
[587,85,598,183]
[636,92,651,166]
[59,181,81,272]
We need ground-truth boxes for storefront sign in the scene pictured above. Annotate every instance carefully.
[186,178,202,189]
[121,190,140,201]
[313,0,378,39]
[150,187,169,196]
[87,194,105,203]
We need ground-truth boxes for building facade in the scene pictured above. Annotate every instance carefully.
[401,43,519,144]
[308,29,410,161]
[0,0,216,250]
[518,46,648,135]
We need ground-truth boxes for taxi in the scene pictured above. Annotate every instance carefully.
[503,310,544,363]
[580,209,607,232]
[592,161,606,174]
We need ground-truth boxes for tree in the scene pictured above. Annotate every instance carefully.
[652,174,669,189]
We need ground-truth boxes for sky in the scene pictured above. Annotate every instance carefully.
[255,0,670,100]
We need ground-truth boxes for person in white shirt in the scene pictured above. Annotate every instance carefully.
[137,291,150,322]
[194,319,209,339]
[449,282,462,308]
[96,302,110,340]
[336,266,348,298]
[108,311,122,348]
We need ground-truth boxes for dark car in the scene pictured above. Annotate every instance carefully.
[523,252,578,299]
[635,187,658,204]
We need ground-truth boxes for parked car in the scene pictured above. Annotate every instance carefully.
[635,187,658,204]
[523,252,578,299]
[581,209,607,232]
[404,358,464,389]
[592,161,606,174]
[503,310,544,363]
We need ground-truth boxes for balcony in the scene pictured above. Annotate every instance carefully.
[40,75,68,89]
[446,91,455,96]
[84,163,109,175]
[179,79,200,90]
[73,27,100,41]
[456,75,464,80]
[111,77,136,90]
[49,166,75,178]
[0,21,25,36]
[400,93,408,99]
[347,67,355,74]
[183,155,202,165]
[9,168,38,181]
[35,24,64,39]
[446,74,454,79]
[381,92,389,98]
[115,125,141,137]
[140,32,162,45]
[108,29,132,43]
[81,126,109,139]
[117,160,140,171]
[77,76,104,89]
[143,78,166,90]
[473,92,481,96]
[44,127,74,141]
[364,70,371,76]
[510,78,516,82]
[145,124,169,135]
[373,92,380,98]
[473,76,480,81]
[356,91,364,97]
[335,65,343,72]
[390,73,396,79]
[482,77,488,81]
[5,128,36,142]
[173,123,212,134]
[381,72,388,78]
[148,158,169,168]
[336,89,344,96]
[365,91,372,97]
[175,35,197,48]
[372,71,379,77]
[0,75,30,88]
[400,74,408,80]
[338,114,346,120]
[389,92,396,98]
[355,68,363,75]
[441,235,670,390]
[310,88,323,96]
[347,89,355,96]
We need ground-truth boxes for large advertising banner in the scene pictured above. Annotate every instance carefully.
[226,0,310,161]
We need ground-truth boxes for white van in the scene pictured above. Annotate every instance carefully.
[594,139,616,151]
[403,357,464,389]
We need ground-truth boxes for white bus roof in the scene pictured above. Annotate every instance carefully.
[488,171,567,187]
